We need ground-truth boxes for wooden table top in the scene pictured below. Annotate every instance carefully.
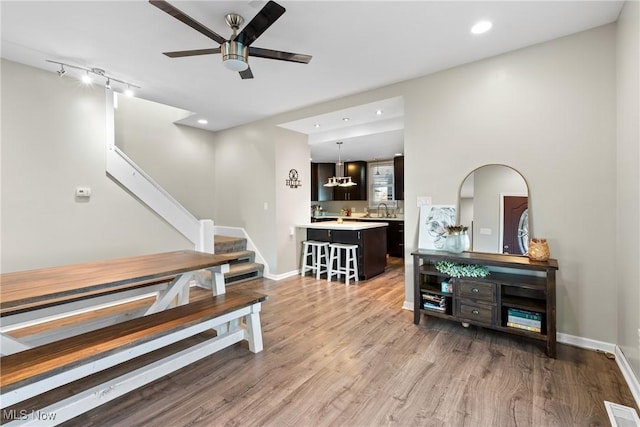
[0,250,235,312]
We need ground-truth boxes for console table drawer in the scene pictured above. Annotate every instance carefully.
[457,280,496,302]
[456,302,495,324]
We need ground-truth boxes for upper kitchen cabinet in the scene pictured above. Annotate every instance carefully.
[394,156,404,200]
[334,161,367,201]
[311,163,335,202]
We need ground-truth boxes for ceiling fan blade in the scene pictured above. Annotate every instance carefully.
[163,48,221,58]
[248,47,312,64]
[239,67,254,80]
[149,0,226,45]
[234,1,285,47]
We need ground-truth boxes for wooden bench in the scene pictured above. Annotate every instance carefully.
[0,289,267,425]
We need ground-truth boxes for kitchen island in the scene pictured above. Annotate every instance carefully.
[297,221,388,280]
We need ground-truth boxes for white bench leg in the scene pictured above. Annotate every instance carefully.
[245,303,263,353]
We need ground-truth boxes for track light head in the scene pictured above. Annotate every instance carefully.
[105,78,111,90]
[57,65,66,77]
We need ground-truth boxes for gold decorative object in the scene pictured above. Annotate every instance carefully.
[528,238,550,261]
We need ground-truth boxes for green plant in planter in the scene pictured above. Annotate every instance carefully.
[435,261,490,278]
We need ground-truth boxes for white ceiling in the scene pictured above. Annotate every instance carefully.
[1,1,623,161]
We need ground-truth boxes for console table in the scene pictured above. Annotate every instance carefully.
[412,249,559,357]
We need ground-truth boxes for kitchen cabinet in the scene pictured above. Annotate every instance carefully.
[412,249,558,357]
[387,221,404,257]
[334,161,367,201]
[306,222,387,280]
[311,162,335,202]
[394,156,404,200]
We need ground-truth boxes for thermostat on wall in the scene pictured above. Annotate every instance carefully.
[75,187,91,197]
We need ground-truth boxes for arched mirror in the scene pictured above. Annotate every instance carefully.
[459,165,529,255]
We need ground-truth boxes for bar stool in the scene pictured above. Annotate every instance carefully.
[301,240,330,279]
[327,243,359,286]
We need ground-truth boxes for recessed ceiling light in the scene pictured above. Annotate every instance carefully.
[376,109,383,115]
[471,21,492,35]
[313,123,320,128]
[342,117,350,122]
[197,119,208,124]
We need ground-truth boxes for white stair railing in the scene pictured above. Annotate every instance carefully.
[105,90,214,253]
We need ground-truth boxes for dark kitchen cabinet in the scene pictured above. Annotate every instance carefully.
[334,161,367,201]
[306,226,387,280]
[394,156,404,200]
[387,221,405,257]
[311,162,335,202]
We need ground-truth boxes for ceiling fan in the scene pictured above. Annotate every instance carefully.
[149,0,312,79]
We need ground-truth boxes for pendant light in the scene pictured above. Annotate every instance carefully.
[324,141,357,187]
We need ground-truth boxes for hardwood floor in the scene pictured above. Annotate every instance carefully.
[59,257,637,426]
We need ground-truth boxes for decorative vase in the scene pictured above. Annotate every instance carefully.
[445,232,468,254]
[528,238,550,261]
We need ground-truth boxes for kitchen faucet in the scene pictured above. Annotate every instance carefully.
[377,203,389,218]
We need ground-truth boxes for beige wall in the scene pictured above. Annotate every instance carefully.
[275,127,311,275]
[616,0,640,380]
[114,95,217,220]
[0,59,192,272]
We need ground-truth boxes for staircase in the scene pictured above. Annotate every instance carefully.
[195,235,264,288]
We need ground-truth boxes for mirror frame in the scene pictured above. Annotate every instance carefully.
[458,164,530,255]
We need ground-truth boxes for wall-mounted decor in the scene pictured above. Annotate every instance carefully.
[286,169,301,188]
[418,205,456,250]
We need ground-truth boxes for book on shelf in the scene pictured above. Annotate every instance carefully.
[507,308,542,329]
[422,292,447,312]
[506,321,541,333]
[507,308,542,321]
[423,303,446,312]
[507,315,541,328]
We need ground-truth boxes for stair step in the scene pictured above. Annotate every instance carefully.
[225,262,264,285]
[218,250,255,264]
[214,235,247,254]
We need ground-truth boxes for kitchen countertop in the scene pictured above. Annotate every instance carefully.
[312,215,404,222]
[297,220,389,230]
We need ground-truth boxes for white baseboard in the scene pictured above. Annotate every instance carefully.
[615,345,640,409]
[402,300,413,311]
[264,270,299,281]
[556,332,617,353]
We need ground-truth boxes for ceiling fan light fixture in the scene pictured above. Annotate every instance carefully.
[222,41,249,72]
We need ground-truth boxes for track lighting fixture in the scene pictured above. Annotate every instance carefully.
[46,60,140,94]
